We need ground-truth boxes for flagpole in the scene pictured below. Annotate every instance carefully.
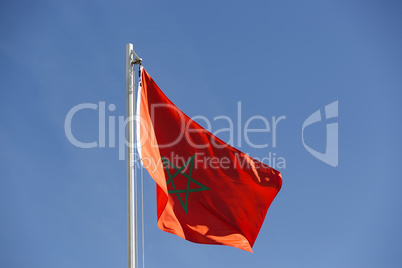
[126,43,141,268]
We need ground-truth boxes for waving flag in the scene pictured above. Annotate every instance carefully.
[136,67,282,252]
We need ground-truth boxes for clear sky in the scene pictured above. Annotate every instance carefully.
[1,0,401,267]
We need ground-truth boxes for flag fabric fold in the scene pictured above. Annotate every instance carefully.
[136,66,282,252]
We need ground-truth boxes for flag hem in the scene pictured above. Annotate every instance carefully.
[136,65,143,163]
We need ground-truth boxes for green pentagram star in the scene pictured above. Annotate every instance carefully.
[162,154,210,213]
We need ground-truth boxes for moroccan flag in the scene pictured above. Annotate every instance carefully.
[136,67,282,252]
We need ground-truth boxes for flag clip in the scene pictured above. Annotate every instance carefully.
[130,51,142,65]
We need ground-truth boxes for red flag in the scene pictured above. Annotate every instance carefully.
[136,67,282,252]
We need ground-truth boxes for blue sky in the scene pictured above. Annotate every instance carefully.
[1,0,401,267]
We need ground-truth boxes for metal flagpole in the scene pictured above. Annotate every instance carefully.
[126,43,141,268]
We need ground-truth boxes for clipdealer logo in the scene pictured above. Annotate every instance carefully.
[64,101,339,168]
[302,101,339,167]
